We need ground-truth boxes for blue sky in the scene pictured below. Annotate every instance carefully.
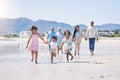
[0,0,120,25]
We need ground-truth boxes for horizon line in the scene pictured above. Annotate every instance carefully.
[0,17,120,26]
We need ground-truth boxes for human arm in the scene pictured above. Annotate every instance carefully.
[59,42,64,50]
[38,33,47,44]
[85,29,89,41]
[26,34,32,49]
[95,29,99,41]
[80,30,84,38]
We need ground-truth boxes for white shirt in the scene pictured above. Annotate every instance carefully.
[50,42,58,49]
[56,32,64,45]
[75,30,83,38]
[56,32,63,41]
[75,32,81,38]
[86,26,98,38]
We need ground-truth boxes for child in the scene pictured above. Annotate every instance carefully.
[60,30,73,62]
[72,25,83,56]
[49,36,59,63]
[26,25,47,64]
[47,27,57,51]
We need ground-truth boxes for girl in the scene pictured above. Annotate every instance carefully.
[72,25,83,56]
[49,36,59,63]
[26,25,47,64]
[60,30,73,62]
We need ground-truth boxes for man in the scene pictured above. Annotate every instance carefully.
[56,27,64,54]
[86,21,98,55]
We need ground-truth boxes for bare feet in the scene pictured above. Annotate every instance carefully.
[51,60,53,63]
[66,61,69,63]
[31,59,34,62]
[78,53,80,55]
[35,60,38,64]
[71,55,73,60]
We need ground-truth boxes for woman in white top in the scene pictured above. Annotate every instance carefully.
[86,21,98,55]
[72,25,83,56]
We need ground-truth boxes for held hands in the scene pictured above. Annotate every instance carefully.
[43,40,48,44]
[85,37,87,41]
[25,46,28,49]
[44,41,48,44]
[96,37,99,42]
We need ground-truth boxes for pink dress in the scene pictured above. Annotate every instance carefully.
[28,34,39,51]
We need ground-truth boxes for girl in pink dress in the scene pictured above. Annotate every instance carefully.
[26,26,47,64]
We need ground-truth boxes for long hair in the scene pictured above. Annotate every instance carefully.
[72,25,79,38]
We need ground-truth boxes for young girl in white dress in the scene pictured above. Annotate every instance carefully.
[60,30,73,62]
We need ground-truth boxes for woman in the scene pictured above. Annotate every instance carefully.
[72,25,83,56]
[86,21,98,55]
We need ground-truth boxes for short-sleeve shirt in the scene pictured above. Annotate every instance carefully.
[75,31,81,38]
[48,31,56,42]
[62,38,72,51]
[50,42,58,49]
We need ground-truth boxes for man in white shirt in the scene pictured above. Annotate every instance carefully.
[56,27,64,54]
[86,21,98,55]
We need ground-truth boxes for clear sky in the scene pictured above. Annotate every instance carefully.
[0,0,120,25]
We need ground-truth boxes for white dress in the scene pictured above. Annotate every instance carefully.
[62,38,72,53]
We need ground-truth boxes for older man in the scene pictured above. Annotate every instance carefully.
[86,21,98,55]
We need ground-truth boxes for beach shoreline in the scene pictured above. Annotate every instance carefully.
[0,36,120,40]
[0,38,120,80]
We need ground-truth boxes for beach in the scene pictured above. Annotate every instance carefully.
[0,38,120,80]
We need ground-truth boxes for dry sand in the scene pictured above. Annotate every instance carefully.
[0,39,120,80]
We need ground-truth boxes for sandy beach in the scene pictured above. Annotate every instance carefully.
[0,38,120,80]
